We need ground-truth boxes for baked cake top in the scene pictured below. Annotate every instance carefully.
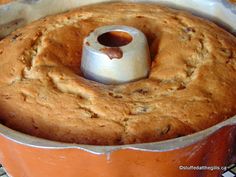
[0,2,235,145]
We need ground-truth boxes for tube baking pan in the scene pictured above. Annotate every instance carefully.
[0,0,236,177]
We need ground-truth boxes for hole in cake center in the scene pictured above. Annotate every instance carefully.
[97,31,132,47]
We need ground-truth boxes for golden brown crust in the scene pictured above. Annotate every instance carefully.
[0,2,236,145]
[0,0,11,5]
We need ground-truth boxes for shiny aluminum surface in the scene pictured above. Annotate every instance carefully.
[0,115,235,154]
[0,0,236,155]
[81,25,151,84]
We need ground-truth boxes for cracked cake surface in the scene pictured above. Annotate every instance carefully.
[0,2,236,145]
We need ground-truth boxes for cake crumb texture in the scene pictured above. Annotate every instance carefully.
[0,2,235,145]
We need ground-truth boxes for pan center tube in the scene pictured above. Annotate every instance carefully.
[81,25,151,84]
